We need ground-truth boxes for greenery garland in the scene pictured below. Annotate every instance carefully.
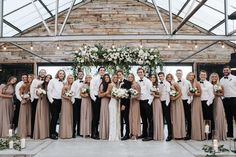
[72,44,163,76]
[202,144,229,157]
[0,135,22,151]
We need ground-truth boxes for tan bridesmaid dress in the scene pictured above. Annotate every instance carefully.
[33,85,50,139]
[99,85,110,140]
[129,82,141,139]
[80,84,92,137]
[59,84,73,139]
[0,84,14,137]
[170,83,186,139]
[18,83,31,138]
[191,82,205,141]
[152,89,164,141]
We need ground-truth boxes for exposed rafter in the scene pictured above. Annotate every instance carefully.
[172,0,207,34]
[208,19,225,32]
[177,0,190,16]
[3,19,22,33]
[38,0,53,17]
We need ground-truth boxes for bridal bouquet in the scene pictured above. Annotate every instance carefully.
[21,92,30,99]
[36,88,46,95]
[112,87,129,98]
[81,87,90,94]
[128,88,139,96]
[150,86,159,94]
[65,91,74,97]
[214,84,222,93]
[169,90,179,97]
[189,87,198,94]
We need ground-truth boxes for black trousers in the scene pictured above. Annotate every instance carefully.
[50,99,62,135]
[161,101,172,137]
[91,96,101,136]
[223,97,236,137]
[72,98,81,135]
[13,99,21,129]
[201,100,214,137]
[140,100,153,138]
[120,104,130,137]
[31,99,38,137]
[183,100,191,137]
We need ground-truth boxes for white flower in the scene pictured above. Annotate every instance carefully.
[169,90,179,97]
[214,84,222,92]
[111,87,129,98]
[65,91,74,97]
[36,88,46,95]
[21,93,30,99]
[189,87,197,93]
[129,88,139,96]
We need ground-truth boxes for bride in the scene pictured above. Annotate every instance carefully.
[106,74,121,141]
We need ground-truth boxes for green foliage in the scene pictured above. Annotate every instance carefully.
[202,144,229,157]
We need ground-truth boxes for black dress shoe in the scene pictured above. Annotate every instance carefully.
[137,135,145,139]
[55,132,58,136]
[121,136,130,141]
[50,134,58,140]
[142,137,153,141]
[184,136,191,140]
[72,134,76,138]
[166,136,172,142]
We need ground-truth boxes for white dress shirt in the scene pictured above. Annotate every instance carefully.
[15,81,24,101]
[137,77,153,105]
[177,78,192,103]
[47,78,64,103]
[71,79,84,104]
[200,80,215,106]
[30,79,44,102]
[158,80,171,106]
[220,74,236,98]
[90,75,102,101]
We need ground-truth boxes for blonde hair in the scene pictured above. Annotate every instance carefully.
[186,72,198,86]
[66,74,74,85]
[209,72,220,84]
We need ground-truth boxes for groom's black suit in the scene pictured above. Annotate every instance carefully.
[120,79,131,137]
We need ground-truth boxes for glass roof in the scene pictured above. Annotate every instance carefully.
[2,0,236,37]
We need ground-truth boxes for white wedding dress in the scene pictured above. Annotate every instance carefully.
[108,86,121,141]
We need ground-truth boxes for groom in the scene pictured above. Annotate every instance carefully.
[117,70,131,140]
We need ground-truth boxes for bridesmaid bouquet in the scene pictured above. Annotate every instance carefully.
[81,87,90,94]
[111,87,129,98]
[21,92,30,99]
[214,84,222,93]
[169,90,179,97]
[128,88,139,96]
[36,88,46,95]
[65,91,74,97]
[150,86,159,94]
[189,87,198,94]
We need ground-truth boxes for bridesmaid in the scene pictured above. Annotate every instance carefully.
[166,74,186,139]
[128,73,141,140]
[80,75,92,138]
[150,74,164,141]
[18,76,32,138]
[59,74,74,139]
[209,73,227,141]
[187,72,205,141]
[0,76,17,137]
[33,78,50,140]
[98,74,111,140]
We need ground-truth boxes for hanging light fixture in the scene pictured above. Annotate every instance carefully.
[3,45,6,50]
[194,41,198,49]
[30,42,33,50]
[56,43,60,50]
[167,41,170,48]
[221,42,225,48]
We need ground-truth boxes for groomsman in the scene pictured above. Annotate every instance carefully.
[137,67,154,141]
[47,70,66,140]
[30,69,46,138]
[199,70,215,137]
[117,70,131,140]
[158,72,172,141]
[220,65,236,137]
[13,73,28,130]
[90,67,105,139]
[176,69,192,140]
[71,70,84,138]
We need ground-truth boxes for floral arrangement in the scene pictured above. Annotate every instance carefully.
[65,91,74,97]
[214,84,222,93]
[81,87,90,94]
[169,90,179,97]
[21,92,30,99]
[73,44,163,75]
[0,134,22,151]
[36,88,46,95]
[111,87,129,99]
[128,88,139,96]
[189,87,198,94]
[202,144,229,157]
[150,86,159,94]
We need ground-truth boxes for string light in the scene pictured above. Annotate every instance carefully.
[56,43,60,50]
[139,44,143,49]
[3,45,6,50]
[167,41,170,48]
[221,42,225,48]
[194,41,198,48]
[30,42,33,50]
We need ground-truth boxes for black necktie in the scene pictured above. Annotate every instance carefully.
[139,80,143,82]
[200,81,204,84]
[177,80,181,83]
[160,81,163,84]
[79,80,83,83]
[224,76,228,79]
